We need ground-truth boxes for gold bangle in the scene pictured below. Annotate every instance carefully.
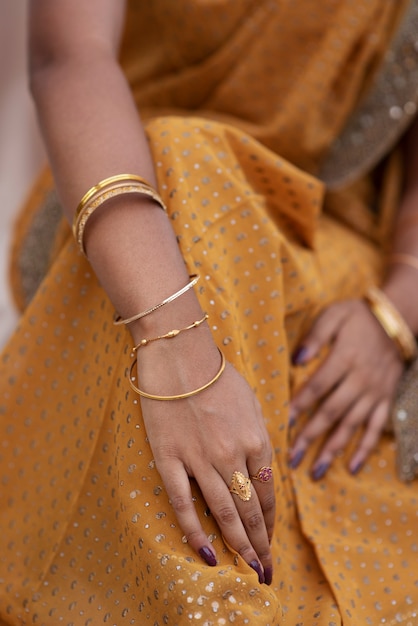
[390,253,418,273]
[364,286,417,362]
[73,174,163,224]
[128,348,226,400]
[113,275,200,325]
[73,175,167,255]
[133,313,209,351]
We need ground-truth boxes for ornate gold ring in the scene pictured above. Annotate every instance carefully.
[229,471,252,502]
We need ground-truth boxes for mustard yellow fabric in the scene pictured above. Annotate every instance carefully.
[1,2,417,625]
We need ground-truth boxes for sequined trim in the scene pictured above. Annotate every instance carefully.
[320,0,418,188]
[16,188,64,307]
[392,355,418,482]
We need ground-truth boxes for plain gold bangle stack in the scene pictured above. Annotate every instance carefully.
[72,174,225,401]
[364,286,417,362]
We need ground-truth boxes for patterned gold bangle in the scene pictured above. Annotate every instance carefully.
[128,348,226,401]
[73,174,167,255]
[364,286,417,362]
[390,253,418,273]
[113,275,200,326]
[132,313,209,351]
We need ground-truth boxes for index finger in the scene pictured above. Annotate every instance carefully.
[157,458,218,567]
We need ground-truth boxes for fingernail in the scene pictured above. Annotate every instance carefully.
[249,560,265,585]
[291,346,308,366]
[288,408,297,428]
[264,566,273,586]
[199,546,217,566]
[312,462,329,481]
[350,461,362,475]
[289,449,305,469]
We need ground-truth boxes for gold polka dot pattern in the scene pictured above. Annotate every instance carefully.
[1,1,417,624]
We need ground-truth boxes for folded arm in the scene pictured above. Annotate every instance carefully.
[28,0,275,582]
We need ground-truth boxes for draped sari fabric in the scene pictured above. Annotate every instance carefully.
[1,2,418,624]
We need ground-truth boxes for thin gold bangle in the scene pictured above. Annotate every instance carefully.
[133,313,209,351]
[364,286,417,362]
[390,253,418,273]
[128,348,226,400]
[113,275,200,326]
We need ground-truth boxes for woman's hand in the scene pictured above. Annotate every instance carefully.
[289,298,404,478]
[134,335,275,585]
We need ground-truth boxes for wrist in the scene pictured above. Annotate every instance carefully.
[364,285,417,362]
[382,265,418,336]
[132,322,221,399]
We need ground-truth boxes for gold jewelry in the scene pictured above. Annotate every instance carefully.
[114,275,199,326]
[73,174,167,255]
[73,175,161,223]
[128,348,226,400]
[390,253,418,273]
[364,286,417,362]
[133,313,209,351]
[229,471,252,502]
[250,466,273,483]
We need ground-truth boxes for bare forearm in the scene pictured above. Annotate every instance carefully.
[30,44,201,335]
[31,55,157,215]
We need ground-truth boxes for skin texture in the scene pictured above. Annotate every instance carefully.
[28,0,274,582]
[29,0,418,584]
[289,129,418,477]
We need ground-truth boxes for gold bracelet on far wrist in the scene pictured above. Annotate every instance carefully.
[364,286,417,362]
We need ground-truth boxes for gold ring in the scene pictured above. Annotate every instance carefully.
[250,466,273,483]
[229,471,252,502]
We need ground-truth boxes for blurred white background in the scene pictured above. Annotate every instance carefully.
[0,1,46,347]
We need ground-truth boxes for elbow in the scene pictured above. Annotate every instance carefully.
[28,42,61,101]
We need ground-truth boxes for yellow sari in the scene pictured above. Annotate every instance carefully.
[2,2,418,624]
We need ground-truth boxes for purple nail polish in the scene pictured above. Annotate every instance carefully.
[288,408,297,427]
[289,449,305,469]
[312,462,329,481]
[199,546,217,566]
[249,560,265,585]
[291,346,308,366]
[264,566,273,586]
[350,461,362,475]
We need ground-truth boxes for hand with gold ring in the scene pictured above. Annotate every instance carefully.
[229,470,252,501]
[229,467,273,499]
[135,328,276,586]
